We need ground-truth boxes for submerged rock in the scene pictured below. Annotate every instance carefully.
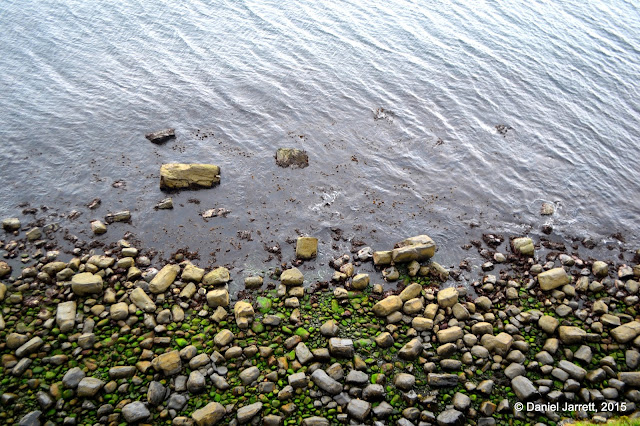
[145,128,175,143]
[275,148,309,168]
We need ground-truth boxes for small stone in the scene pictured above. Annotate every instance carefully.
[437,287,458,308]
[538,268,570,291]
[346,399,371,422]
[206,288,230,308]
[351,273,369,290]
[372,295,402,317]
[280,267,304,286]
[122,401,150,423]
[90,220,107,235]
[191,402,225,426]
[538,315,559,334]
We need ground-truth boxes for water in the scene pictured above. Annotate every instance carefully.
[1,0,639,284]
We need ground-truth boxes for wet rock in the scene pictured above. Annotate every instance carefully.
[237,402,263,424]
[511,376,538,401]
[149,264,180,293]
[62,367,85,388]
[90,220,107,235]
[2,217,21,231]
[206,288,230,308]
[191,401,225,426]
[160,163,220,189]
[155,197,174,209]
[352,273,369,290]
[511,237,534,256]
[372,251,392,266]
[77,377,105,397]
[296,237,318,259]
[147,381,166,406]
[122,401,150,423]
[145,128,175,143]
[538,267,570,290]
[245,276,263,289]
[71,272,103,296]
[558,326,586,344]
[276,148,309,168]
[0,261,11,278]
[392,235,436,262]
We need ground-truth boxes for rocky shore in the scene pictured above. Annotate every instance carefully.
[1,215,640,426]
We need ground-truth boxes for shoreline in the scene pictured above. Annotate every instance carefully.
[0,215,639,425]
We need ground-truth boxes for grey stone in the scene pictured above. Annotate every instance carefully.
[237,402,262,424]
[122,401,150,423]
[346,399,371,421]
[311,369,343,395]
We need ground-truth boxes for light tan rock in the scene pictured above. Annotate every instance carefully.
[203,267,230,286]
[296,237,318,260]
[437,287,458,308]
[372,296,403,317]
[160,164,220,189]
[538,268,570,291]
[149,264,180,294]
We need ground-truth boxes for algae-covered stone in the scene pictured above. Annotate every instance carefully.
[192,401,225,426]
[160,163,220,189]
[130,288,156,312]
[149,264,180,293]
[538,268,570,291]
[71,272,103,296]
[296,237,318,260]
[275,148,309,168]
[352,273,369,290]
[437,287,458,308]
[154,350,182,376]
[281,267,304,286]
[203,267,230,286]
[558,326,586,344]
[512,237,534,256]
[207,288,230,308]
[372,295,402,317]
[56,301,76,333]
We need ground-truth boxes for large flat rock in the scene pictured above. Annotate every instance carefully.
[160,164,220,190]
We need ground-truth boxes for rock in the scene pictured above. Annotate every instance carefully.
[275,148,309,168]
[301,417,330,426]
[130,288,156,312]
[288,372,308,389]
[62,367,85,388]
[538,268,570,291]
[160,163,220,189]
[0,261,11,278]
[234,301,254,329]
[538,315,559,334]
[71,272,103,296]
[155,198,174,209]
[558,360,587,381]
[205,288,229,308]
[392,243,436,263]
[245,276,263,289]
[109,366,136,379]
[437,326,463,343]
[480,333,513,356]
[399,283,423,302]
[311,369,343,395]
[437,287,459,308]
[511,237,534,256]
[239,366,260,385]
[352,273,369,290]
[346,399,371,422]
[611,321,640,343]
[618,372,640,387]
[372,251,392,266]
[296,342,314,365]
[372,295,403,317]
[296,237,318,260]
[398,338,423,360]
[558,326,586,344]
[18,411,42,426]
[105,210,131,223]
[592,261,609,278]
[394,373,416,391]
[452,393,471,411]
[145,128,175,143]
[504,363,526,379]
[147,381,166,406]
[191,402,225,426]
[187,370,206,393]
[374,332,394,348]
[182,264,205,282]
[214,329,234,346]
[77,377,105,397]
[15,337,44,358]
[436,409,464,426]
[403,298,423,315]
[428,373,459,387]
[540,203,555,215]
[149,264,180,293]
[237,402,263,424]
[328,338,354,358]
[412,317,433,331]
[320,320,339,337]
[56,301,76,333]
[2,217,21,231]
[511,376,539,401]
[109,302,129,321]
[122,401,151,423]
[280,267,304,286]
[91,220,107,235]
[154,351,182,376]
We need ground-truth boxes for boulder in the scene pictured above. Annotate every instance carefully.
[160,164,220,189]
[71,273,103,296]
[538,268,570,291]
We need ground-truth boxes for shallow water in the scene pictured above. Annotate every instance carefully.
[1,0,639,285]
